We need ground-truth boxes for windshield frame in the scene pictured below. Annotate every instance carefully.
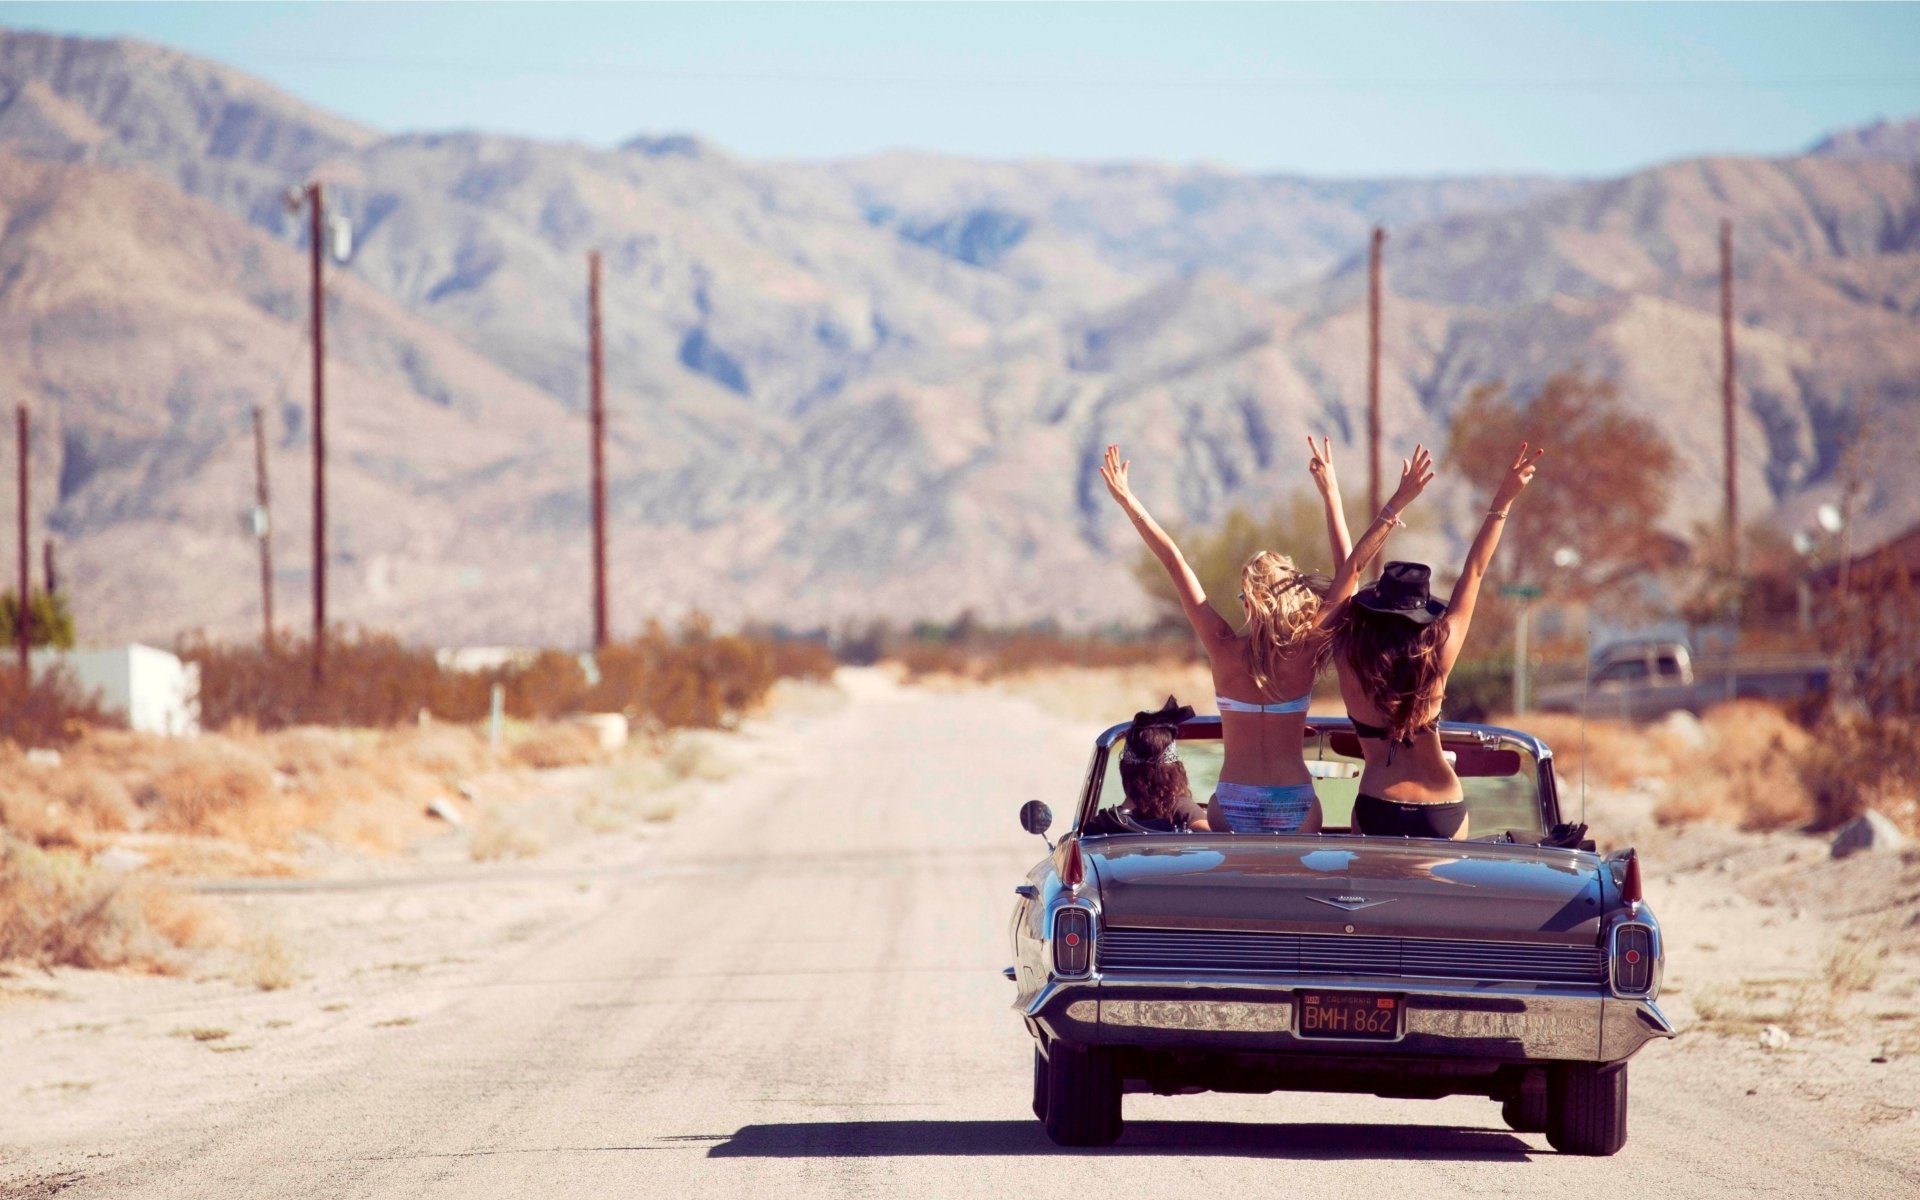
[1074,716,1562,839]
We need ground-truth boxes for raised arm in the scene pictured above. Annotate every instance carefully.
[1307,436,1353,568]
[1314,445,1434,628]
[1442,441,1544,670]
[1099,444,1236,647]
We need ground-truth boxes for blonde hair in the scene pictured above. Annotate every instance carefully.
[1239,551,1333,696]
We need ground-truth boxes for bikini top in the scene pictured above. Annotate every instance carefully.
[1216,691,1312,715]
[1347,714,1439,746]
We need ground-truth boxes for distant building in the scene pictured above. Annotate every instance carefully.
[1810,523,1920,589]
[30,644,200,735]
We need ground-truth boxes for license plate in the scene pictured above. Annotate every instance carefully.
[1296,991,1401,1040]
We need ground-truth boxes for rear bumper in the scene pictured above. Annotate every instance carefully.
[1022,975,1674,1064]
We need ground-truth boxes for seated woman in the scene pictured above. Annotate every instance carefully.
[1083,698,1210,835]
[1101,438,1433,834]
[1334,442,1543,840]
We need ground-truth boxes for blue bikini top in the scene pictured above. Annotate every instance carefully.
[1215,691,1312,715]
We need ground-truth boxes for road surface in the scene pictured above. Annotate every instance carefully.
[5,672,1916,1198]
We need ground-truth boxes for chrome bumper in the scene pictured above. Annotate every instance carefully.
[1022,974,1675,1064]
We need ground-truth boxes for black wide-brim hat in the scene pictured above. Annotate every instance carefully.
[1352,561,1447,625]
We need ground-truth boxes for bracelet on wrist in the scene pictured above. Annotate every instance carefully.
[1379,505,1406,529]
[1486,509,1509,520]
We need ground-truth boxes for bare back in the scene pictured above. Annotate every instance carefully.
[1206,634,1320,788]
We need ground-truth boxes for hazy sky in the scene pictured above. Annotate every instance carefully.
[7,2,1919,176]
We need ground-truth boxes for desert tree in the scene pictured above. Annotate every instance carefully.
[1446,372,1677,597]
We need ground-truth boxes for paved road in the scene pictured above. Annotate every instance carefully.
[16,676,1920,1198]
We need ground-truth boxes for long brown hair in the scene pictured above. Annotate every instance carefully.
[1334,603,1451,742]
[1240,551,1333,695]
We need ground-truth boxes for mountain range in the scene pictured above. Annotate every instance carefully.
[0,28,1913,645]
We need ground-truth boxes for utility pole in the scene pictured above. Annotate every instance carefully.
[1367,226,1385,518]
[15,405,28,681]
[1720,218,1738,577]
[307,181,327,683]
[42,539,55,597]
[253,405,275,652]
[588,250,609,650]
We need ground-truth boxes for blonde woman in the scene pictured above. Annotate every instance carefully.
[1100,439,1434,833]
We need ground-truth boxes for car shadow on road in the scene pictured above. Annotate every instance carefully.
[693,1120,1537,1160]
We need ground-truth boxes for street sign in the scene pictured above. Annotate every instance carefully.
[1500,584,1544,600]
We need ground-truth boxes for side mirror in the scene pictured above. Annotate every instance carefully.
[1019,800,1053,840]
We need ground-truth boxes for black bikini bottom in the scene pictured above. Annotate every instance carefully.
[1352,794,1467,838]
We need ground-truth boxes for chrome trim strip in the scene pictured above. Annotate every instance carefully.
[1035,977,1678,1061]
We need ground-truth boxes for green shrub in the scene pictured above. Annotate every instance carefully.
[0,589,76,650]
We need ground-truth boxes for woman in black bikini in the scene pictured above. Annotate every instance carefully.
[1334,442,1544,839]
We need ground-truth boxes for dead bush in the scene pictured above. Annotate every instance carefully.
[1798,714,1920,834]
[0,667,120,747]
[1659,702,1814,830]
[508,724,601,770]
[183,619,818,732]
[0,835,218,972]
[1488,712,1648,791]
[138,740,278,835]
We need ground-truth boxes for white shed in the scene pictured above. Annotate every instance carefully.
[30,644,200,736]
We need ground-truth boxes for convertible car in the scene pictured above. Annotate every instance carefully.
[1007,715,1671,1154]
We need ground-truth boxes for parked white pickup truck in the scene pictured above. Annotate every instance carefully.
[1534,641,1832,722]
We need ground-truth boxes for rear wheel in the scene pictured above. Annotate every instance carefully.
[1501,1090,1547,1133]
[1042,1042,1122,1147]
[1545,1062,1628,1156]
[1031,1046,1048,1121]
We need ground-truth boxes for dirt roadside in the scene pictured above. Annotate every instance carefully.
[1,668,1915,1192]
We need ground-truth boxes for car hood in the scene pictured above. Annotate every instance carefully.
[1086,836,1606,944]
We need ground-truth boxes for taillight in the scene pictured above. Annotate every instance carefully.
[1622,851,1643,910]
[1612,923,1654,995]
[1053,907,1092,977]
[1061,838,1085,893]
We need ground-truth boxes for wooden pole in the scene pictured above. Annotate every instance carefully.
[1367,226,1385,518]
[16,405,28,681]
[1721,218,1738,576]
[309,181,326,682]
[253,404,275,652]
[589,250,609,650]
[41,539,55,597]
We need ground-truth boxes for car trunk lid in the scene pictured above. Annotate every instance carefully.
[1087,836,1604,943]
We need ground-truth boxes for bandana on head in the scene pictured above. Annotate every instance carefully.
[1123,695,1193,768]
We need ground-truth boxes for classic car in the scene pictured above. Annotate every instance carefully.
[1007,714,1671,1154]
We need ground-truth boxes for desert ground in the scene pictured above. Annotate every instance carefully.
[2,668,1916,1198]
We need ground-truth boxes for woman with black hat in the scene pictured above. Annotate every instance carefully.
[1335,442,1544,839]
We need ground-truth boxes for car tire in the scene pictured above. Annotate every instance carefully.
[1545,1062,1627,1156]
[1501,1090,1547,1133]
[1031,1046,1048,1121]
[1042,1041,1122,1147]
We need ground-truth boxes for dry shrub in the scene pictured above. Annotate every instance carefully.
[0,667,120,747]
[138,740,277,835]
[469,809,547,862]
[1658,702,1814,830]
[239,928,299,991]
[1796,714,1920,834]
[508,724,601,770]
[183,619,820,732]
[0,756,137,850]
[1488,712,1648,791]
[0,835,218,971]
